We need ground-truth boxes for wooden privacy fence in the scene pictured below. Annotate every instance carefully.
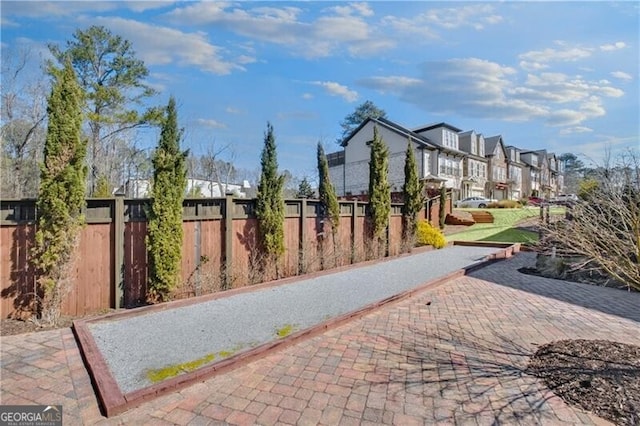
[1,195,451,318]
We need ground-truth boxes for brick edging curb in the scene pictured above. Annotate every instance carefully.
[73,242,519,417]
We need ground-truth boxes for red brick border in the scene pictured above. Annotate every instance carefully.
[73,242,518,417]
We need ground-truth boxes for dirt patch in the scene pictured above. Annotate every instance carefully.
[528,339,640,426]
[0,316,74,336]
[1,309,116,336]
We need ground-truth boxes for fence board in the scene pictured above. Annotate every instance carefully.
[283,217,300,278]
[1,225,36,318]
[124,221,147,307]
[1,195,452,318]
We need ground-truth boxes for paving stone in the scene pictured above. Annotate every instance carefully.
[1,253,635,425]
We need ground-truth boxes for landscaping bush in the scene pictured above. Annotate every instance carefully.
[488,199,522,209]
[416,220,447,249]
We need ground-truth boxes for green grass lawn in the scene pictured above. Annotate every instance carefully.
[450,207,565,243]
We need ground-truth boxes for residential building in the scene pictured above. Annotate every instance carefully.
[458,130,488,198]
[327,116,564,203]
[117,178,250,198]
[413,122,466,192]
[484,136,509,200]
[519,150,563,198]
[520,151,541,197]
[327,117,441,198]
[505,146,524,200]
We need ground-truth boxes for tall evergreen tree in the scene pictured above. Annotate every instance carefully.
[439,185,447,230]
[368,125,391,254]
[32,60,87,325]
[93,174,112,198]
[402,139,424,250]
[256,123,285,275]
[317,142,340,233]
[147,97,187,302]
[49,26,162,194]
[296,177,315,199]
[338,100,386,144]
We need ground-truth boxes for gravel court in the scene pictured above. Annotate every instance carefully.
[88,245,501,394]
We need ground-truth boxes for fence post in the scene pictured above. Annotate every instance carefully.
[351,200,357,264]
[224,194,234,289]
[299,198,307,274]
[194,220,201,296]
[114,195,125,308]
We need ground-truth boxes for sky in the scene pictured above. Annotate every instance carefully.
[2,1,639,183]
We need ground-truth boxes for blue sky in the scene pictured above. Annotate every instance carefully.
[2,1,638,182]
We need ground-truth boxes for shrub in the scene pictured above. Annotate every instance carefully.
[519,198,529,206]
[416,220,447,249]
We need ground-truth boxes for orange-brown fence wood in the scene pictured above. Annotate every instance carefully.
[389,213,403,257]
[63,223,113,316]
[1,224,36,319]
[123,221,147,307]
[1,194,452,318]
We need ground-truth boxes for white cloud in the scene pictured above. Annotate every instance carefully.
[312,81,358,102]
[0,17,19,27]
[380,16,438,39]
[325,2,374,17]
[361,58,542,121]
[559,126,593,135]
[225,107,243,114]
[519,61,548,72]
[600,41,626,51]
[356,76,421,95]
[350,2,374,17]
[301,93,314,100]
[196,118,227,129]
[123,1,171,12]
[235,55,257,65]
[519,45,593,65]
[360,57,626,128]
[166,2,387,58]
[422,4,503,30]
[2,1,117,17]
[611,71,633,81]
[517,73,624,104]
[380,4,501,41]
[89,17,244,75]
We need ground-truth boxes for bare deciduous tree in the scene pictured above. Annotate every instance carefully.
[537,150,640,291]
[1,48,48,198]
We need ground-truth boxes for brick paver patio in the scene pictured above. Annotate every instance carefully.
[2,252,638,425]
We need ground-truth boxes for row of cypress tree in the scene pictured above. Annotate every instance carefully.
[32,59,425,320]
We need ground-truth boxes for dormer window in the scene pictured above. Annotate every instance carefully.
[443,129,458,150]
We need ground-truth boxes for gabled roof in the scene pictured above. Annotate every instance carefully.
[484,135,501,155]
[342,116,438,150]
[458,130,474,137]
[518,150,541,168]
[413,122,463,133]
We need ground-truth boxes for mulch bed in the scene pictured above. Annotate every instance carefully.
[0,317,75,336]
[528,339,640,426]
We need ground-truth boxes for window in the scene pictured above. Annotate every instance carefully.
[423,152,431,176]
[442,130,458,149]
